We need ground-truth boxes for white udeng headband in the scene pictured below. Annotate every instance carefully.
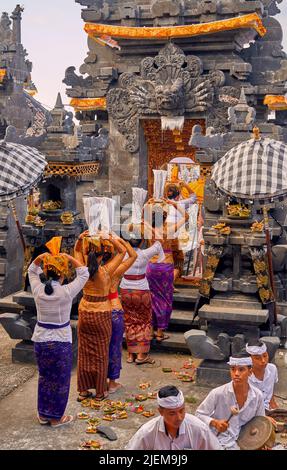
[157,391,185,409]
[246,343,267,355]
[227,356,252,367]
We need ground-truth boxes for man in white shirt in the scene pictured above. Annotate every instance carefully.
[195,354,265,450]
[126,385,221,450]
[246,340,279,411]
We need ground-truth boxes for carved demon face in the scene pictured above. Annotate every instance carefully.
[154,78,185,116]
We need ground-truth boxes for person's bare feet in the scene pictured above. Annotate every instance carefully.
[94,391,109,401]
[109,381,123,394]
[50,415,74,427]
[127,353,135,363]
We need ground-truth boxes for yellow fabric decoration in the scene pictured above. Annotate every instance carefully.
[82,236,114,254]
[188,178,205,203]
[70,98,107,112]
[43,237,70,277]
[263,95,287,111]
[0,69,7,83]
[46,237,62,256]
[84,13,266,40]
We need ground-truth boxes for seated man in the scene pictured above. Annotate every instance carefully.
[195,354,265,450]
[246,340,279,411]
[126,385,221,450]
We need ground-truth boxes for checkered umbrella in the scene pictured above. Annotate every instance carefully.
[0,141,47,202]
[0,140,47,251]
[211,132,287,325]
[211,136,287,205]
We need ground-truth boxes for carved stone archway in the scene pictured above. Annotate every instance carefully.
[107,43,238,154]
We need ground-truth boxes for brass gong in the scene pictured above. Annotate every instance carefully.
[237,416,275,450]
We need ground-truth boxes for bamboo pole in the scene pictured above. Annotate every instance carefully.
[9,199,26,251]
[263,206,277,325]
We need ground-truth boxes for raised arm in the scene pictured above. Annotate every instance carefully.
[165,199,189,235]
[64,253,85,268]
[74,231,89,266]
[63,254,89,299]
[28,253,47,295]
[104,234,127,276]
[113,239,138,278]
[33,253,48,267]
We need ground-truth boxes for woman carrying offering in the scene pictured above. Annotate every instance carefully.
[146,199,188,342]
[29,236,89,427]
[108,237,137,393]
[120,225,165,365]
[75,231,126,402]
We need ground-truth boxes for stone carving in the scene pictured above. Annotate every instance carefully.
[4,125,47,147]
[189,124,225,150]
[107,43,231,152]
[75,0,111,20]
[63,66,93,88]
[151,0,182,17]
[206,85,241,133]
[228,88,256,129]
[0,12,13,45]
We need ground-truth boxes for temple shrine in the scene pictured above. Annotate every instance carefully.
[0,1,287,382]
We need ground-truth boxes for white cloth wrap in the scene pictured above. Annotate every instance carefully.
[153,170,167,199]
[131,187,147,224]
[246,343,267,355]
[227,356,252,367]
[157,390,185,409]
[83,197,115,235]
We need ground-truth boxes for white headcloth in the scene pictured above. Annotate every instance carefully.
[157,390,185,409]
[227,356,252,367]
[246,343,267,356]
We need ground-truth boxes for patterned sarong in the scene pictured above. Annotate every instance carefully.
[146,262,174,330]
[34,341,72,421]
[77,304,112,396]
[108,309,125,380]
[120,289,152,354]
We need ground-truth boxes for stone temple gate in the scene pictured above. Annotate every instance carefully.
[2,1,287,374]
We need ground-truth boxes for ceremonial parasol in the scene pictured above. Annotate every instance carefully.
[0,140,47,250]
[211,127,287,323]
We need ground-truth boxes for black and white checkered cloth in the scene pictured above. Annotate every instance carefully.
[0,142,47,202]
[211,138,287,204]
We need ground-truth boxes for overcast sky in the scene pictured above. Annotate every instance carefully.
[1,0,287,110]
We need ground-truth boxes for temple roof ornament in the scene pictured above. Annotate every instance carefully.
[84,13,266,40]
[228,88,256,129]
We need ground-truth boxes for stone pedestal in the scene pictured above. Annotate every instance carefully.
[196,360,230,387]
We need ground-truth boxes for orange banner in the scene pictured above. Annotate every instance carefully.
[84,13,266,40]
[70,98,107,111]
[264,95,287,111]
[0,69,7,83]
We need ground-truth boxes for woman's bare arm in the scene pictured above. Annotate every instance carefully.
[104,235,127,275]
[113,239,138,278]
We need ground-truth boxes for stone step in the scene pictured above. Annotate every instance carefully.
[210,295,261,310]
[150,331,189,354]
[199,305,269,324]
[173,288,199,304]
[123,331,189,355]
[0,292,23,313]
[169,308,198,330]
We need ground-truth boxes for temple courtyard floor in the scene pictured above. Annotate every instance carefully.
[1,327,287,450]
